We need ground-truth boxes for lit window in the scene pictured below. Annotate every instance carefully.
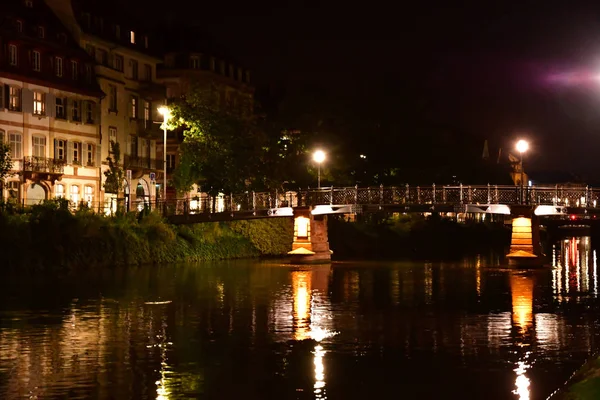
[9,133,22,159]
[32,51,41,71]
[144,101,150,125]
[33,92,45,115]
[109,127,117,140]
[55,184,65,198]
[130,96,138,118]
[130,30,135,44]
[84,185,94,206]
[113,54,123,71]
[8,87,21,111]
[8,45,17,66]
[55,57,63,77]
[32,136,46,158]
[70,185,80,204]
[85,101,94,123]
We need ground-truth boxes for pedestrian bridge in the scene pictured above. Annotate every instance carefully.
[164,185,598,222]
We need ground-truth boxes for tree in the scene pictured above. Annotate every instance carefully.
[169,83,269,197]
[0,141,13,196]
[103,141,124,194]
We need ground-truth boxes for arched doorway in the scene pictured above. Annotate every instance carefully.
[135,179,150,211]
[26,183,46,205]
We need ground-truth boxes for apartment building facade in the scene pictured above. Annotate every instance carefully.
[46,0,165,212]
[0,0,103,206]
[157,28,254,204]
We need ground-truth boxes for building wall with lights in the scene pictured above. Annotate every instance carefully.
[0,0,104,206]
[46,0,167,211]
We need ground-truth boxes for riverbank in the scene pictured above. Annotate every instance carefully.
[0,201,293,270]
[550,356,600,399]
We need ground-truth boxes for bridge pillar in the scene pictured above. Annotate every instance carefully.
[506,205,543,267]
[288,207,332,264]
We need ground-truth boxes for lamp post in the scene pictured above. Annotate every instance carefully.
[313,150,326,188]
[158,106,170,204]
[516,139,529,204]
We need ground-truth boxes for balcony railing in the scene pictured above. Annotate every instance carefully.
[22,156,65,174]
[124,154,161,170]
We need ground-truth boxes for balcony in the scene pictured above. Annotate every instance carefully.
[22,156,65,180]
[124,154,161,171]
[136,119,163,140]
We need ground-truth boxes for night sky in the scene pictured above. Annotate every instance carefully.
[124,0,600,181]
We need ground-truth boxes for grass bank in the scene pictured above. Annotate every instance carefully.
[328,213,510,260]
[0,200,294,270]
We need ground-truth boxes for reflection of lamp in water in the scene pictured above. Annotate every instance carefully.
[510,274,533,333]
[292,270,312,341]
[314,344,326,399]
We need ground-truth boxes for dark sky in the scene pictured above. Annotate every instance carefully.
[125,0,600,181]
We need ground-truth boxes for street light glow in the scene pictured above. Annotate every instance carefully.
[158,106,170,118]
[516,139,529,154]
[313,150,326,164]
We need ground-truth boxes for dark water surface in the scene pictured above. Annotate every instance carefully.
[1,237,600,399]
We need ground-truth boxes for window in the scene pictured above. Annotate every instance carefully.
[73,142,81,165]
[55,139,66,160]
[229,65,234,78]
[130,60,138,80]
[70,185,80,204]
[55,57,63,77]
[190,56,200,69]
[85,64,92,83]
[32,136,46,158]
[85,101,94,123]
[7,181,19,200]
[86,144,94,166]
[166,154,176,170]
[144,101,150,125]
[37,26,44,38]
[32,51,41,71]
[84,185,94,206]
[55,97,66,119]
[144,64,151,81]
[25,0,33,8]
[113,54,123,71]
[108,85,117,111]
[130,31,135,44]
[109,127,117,140]
[130,95,138,118]
[0,129,4,143]
[130,135,138,156]
[71,60,78,80]
[72,100,80,121]
[144,35,148,49]
[210,57,215,71]
[9,87,21,111]
[115,24,121,39]
[96,49,108,66]
[33,92,44,115]
[55,184,65,198]
[16,20,22,33]
[8,45,18,66]
[9,133,22,159]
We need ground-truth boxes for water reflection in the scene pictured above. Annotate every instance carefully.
[510,272,534,400]
[552,236,594,297]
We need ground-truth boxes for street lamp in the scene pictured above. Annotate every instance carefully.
[313,150,326,188]
[158,106,170,203]
[516,139,529,204]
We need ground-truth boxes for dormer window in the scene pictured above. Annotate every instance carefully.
[115,24,120,39]
[32,51,41,71]
[130,31,135,44]
[16,20,23,33]
[24,0,33,8]
[190,56,200,69]
[8,45,18,66]
[144,35,148,49]
[38,26,45,39]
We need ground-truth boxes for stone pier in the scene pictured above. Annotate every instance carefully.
[506,205,543,267]
[288,207,332,264]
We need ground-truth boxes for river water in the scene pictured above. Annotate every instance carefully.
[0,236,599,399]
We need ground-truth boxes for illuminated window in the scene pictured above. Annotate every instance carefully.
[55,184,65,198]
[130,95,138,118]
[72,142,82,165]
[55,57,63,77]
[130,30,135,44]
[9,132,22,159]
[70,185,80,204]
[32,136,46,157]
[84,185,94,206]
[72,100,80,121]
[54,139,66,160]
[296,216,309,238]
[8,86,21,111]
[33,92,44,115]
[86,143,94,166]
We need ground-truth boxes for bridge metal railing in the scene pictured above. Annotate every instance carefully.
[143,185,600,217]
